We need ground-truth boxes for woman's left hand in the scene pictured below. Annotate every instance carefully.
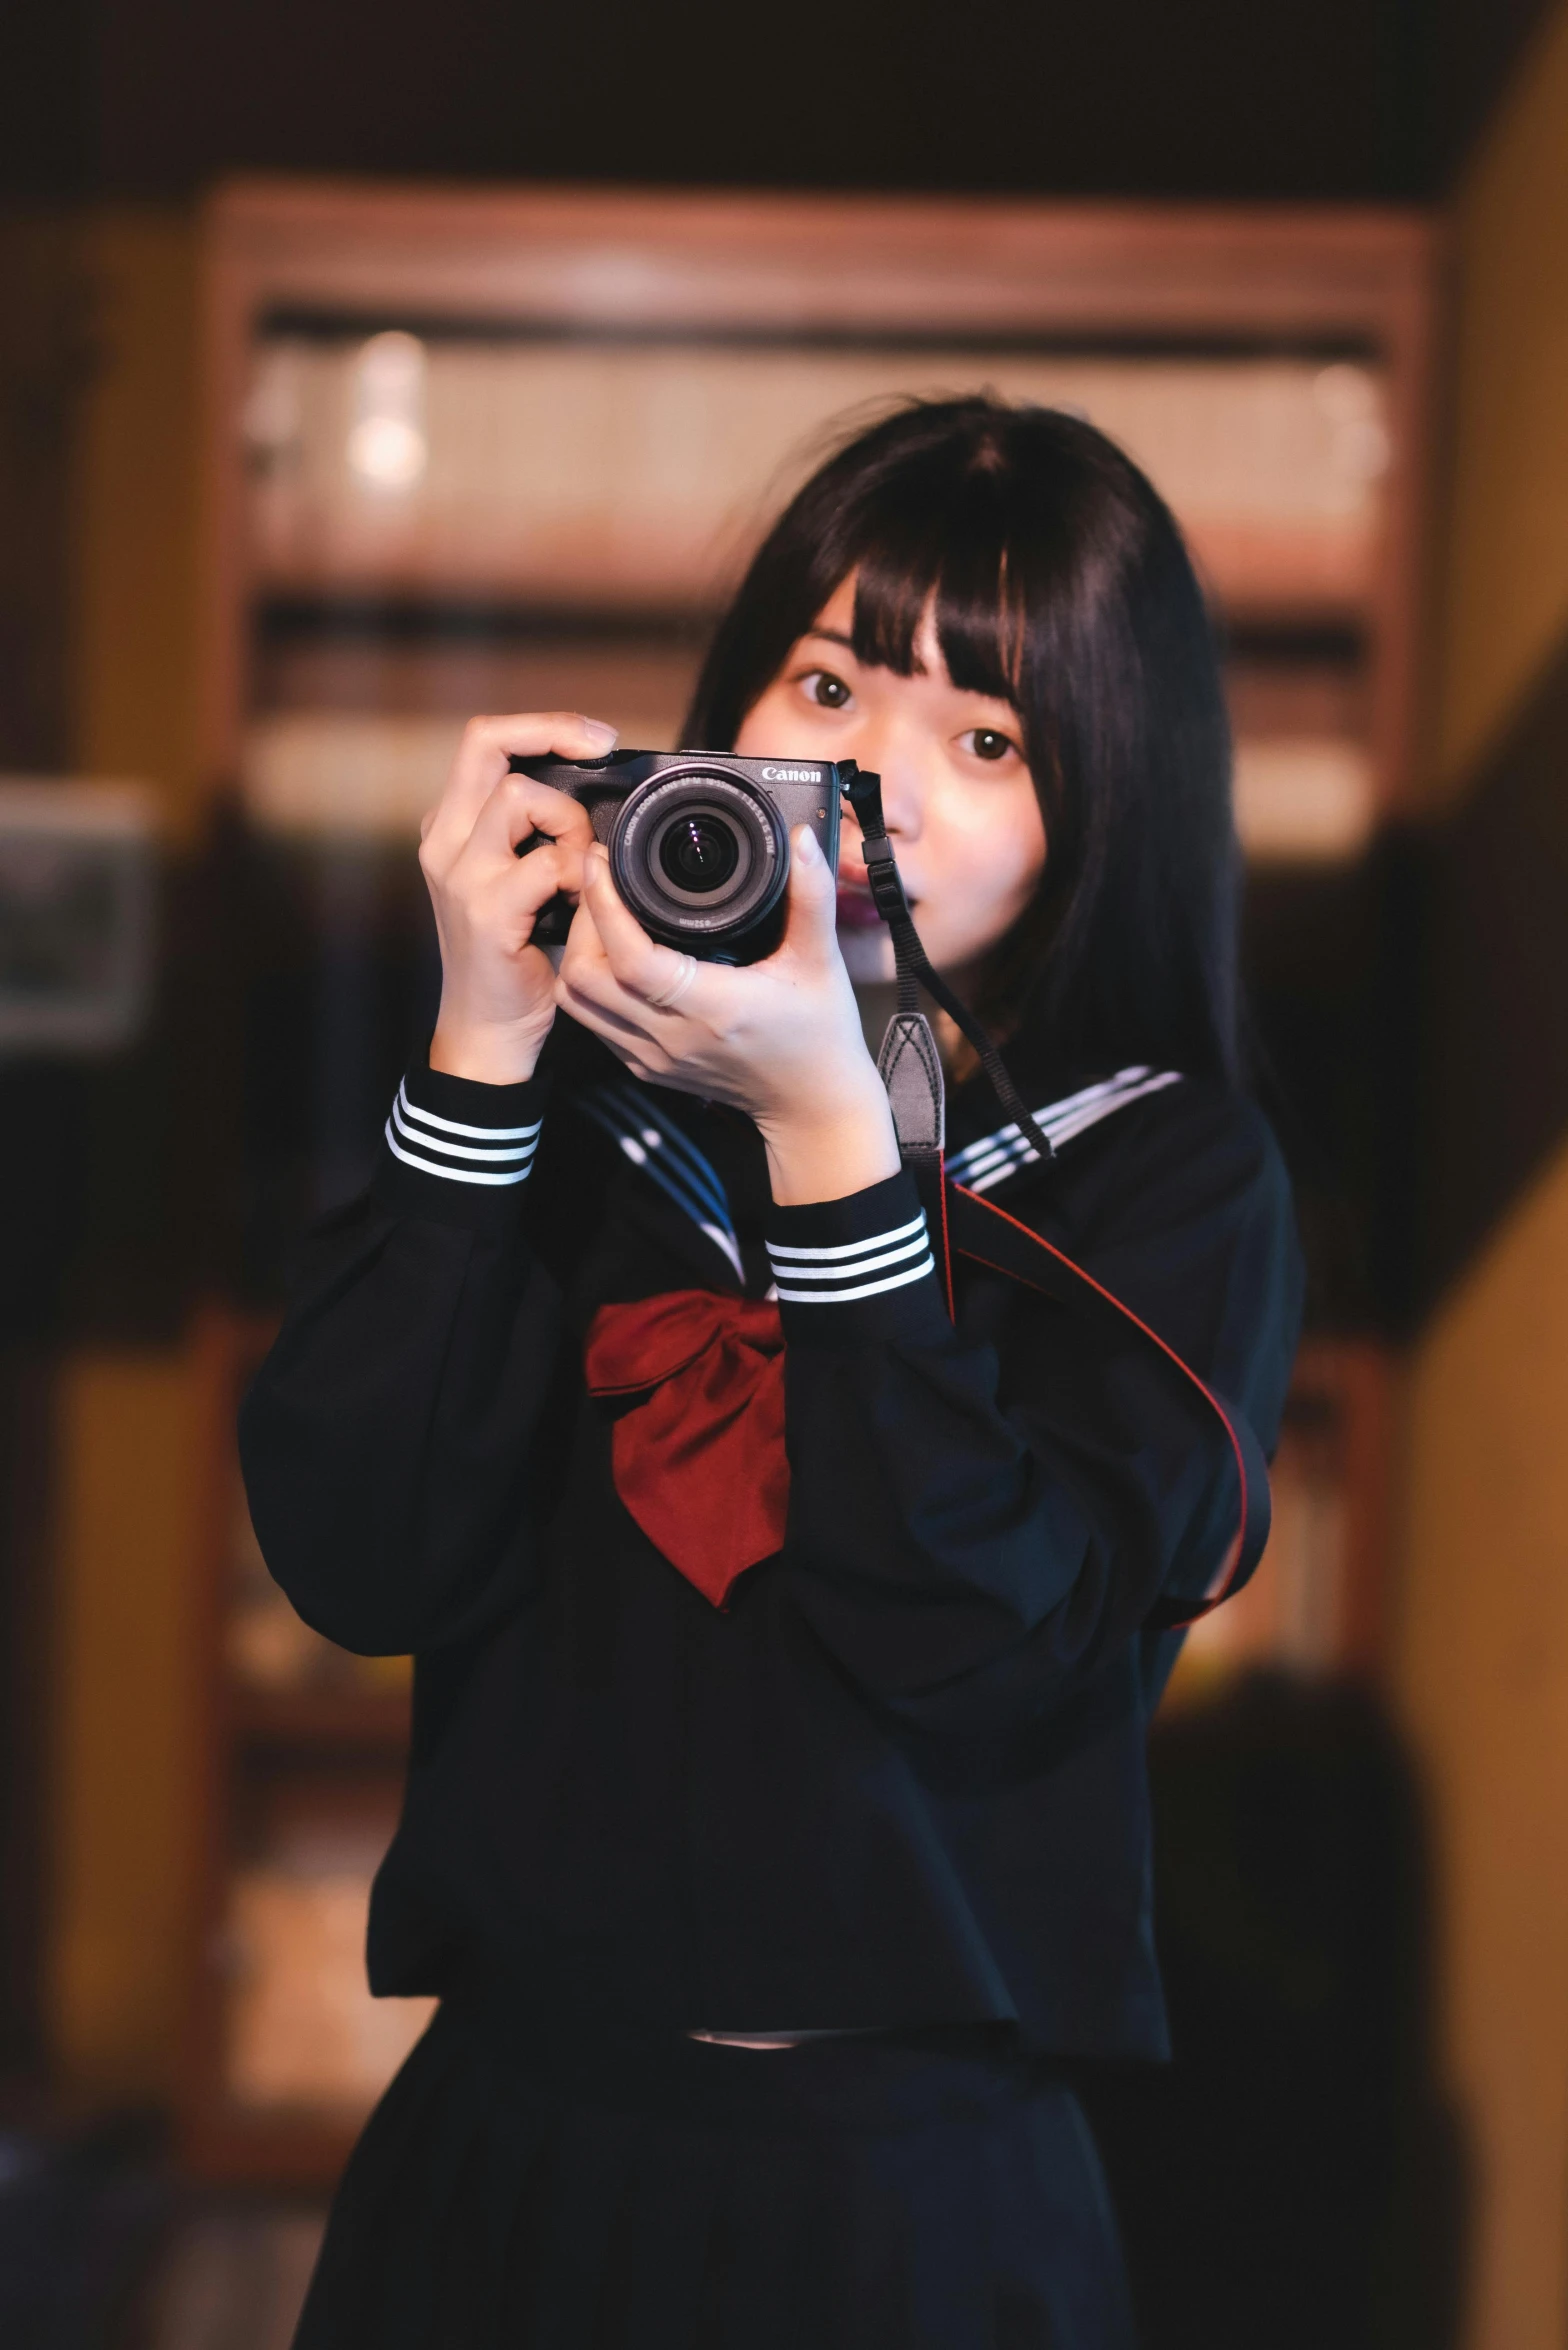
[556,827,900,1205]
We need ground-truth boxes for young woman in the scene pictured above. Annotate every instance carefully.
[242,397,1303,2348]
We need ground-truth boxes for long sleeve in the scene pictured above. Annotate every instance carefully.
[765,1092,1302,1734]
[238,1059,567,1655]
[237,1058,1302,2057]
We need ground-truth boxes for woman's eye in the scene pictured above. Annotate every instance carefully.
[803,670,852,709]
[962,727,1018,763]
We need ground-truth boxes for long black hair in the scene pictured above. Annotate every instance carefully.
[684,396,1240,1084]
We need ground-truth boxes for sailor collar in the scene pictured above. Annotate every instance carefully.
[579,1064,1184,1289]
[945,1066,1183,1195]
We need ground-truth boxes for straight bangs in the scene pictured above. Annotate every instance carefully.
[684,396,1239,1084]
[842,464,1025,711]
[686,401,1036,750]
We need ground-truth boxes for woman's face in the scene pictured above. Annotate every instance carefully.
[734,575,1047,985]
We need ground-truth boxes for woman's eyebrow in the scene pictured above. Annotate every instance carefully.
[801,628,856,651]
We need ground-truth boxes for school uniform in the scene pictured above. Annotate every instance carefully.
[240,1018,1302,2349]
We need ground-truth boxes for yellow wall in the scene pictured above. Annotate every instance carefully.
[49,1348,203,2098]
[70,208,203,833]
[1396,8,1568,2345]
[1435,0,1568,793]
[1398,1153,1568,2348]
[48,206,206,2099]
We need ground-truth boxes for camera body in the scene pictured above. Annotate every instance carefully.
[510,749,848,965]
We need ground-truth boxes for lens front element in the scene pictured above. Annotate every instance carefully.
[657,812,741,896]
[611,768,788,951]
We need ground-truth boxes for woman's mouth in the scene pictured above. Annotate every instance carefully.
[836,886,891,932]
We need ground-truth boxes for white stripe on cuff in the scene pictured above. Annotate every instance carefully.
[384,1080,542,1188]
[766,1212,927,1263]
[395,1081,543,1143]
[384,1123,536,1186]
[766,1231,931,1284]
[772,1255,936,1305]
[766,1210,935,1304]
[391,1096,538,1166]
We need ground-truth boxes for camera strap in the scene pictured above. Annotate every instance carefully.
[839,767,1056,1177]
[833,767,1266,1628]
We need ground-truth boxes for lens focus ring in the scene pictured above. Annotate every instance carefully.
[611,769,787,948]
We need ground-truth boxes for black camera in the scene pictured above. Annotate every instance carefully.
[510,749,850,965]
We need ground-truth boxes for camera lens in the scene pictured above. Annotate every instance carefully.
[658,812,739,895]
[610,764,789,956]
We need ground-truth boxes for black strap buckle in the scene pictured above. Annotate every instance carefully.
[861,836,910,924]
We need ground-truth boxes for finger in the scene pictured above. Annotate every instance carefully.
[424,712,617,864]
[428,713,613,860]
[776,823,840,965]
[463,777,595,873]
[556,979,667,1054]
[580,847,712,1012]
[496,834,584,922]
[555,907,668,1056]
[556,885,637,1018]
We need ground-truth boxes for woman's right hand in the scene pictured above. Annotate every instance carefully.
[420,712,615,1084]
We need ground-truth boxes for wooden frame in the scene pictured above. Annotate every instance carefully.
[183,179,1435,2186]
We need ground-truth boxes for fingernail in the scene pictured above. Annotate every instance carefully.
[794,827,821,869]
[580,719,617,748]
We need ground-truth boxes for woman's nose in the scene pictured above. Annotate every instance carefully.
[845,729,923,845]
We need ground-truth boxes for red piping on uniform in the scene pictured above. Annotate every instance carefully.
[952,1183,1252,1616]
[936,1152,955,1320]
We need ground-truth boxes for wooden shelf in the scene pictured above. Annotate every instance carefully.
[185,183,1436,2192]
[244,546,1381,632]
[200,184,1437,826]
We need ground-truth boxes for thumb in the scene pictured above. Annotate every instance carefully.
[780,824,839,963]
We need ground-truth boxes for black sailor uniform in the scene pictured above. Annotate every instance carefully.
[240,1022,1303,2350]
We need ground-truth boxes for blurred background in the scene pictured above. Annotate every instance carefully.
[1,0,1566,2343]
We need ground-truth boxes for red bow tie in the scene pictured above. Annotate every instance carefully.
[584,1291,789,1608]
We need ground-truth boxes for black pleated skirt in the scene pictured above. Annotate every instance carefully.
[293,1993,1137,2350]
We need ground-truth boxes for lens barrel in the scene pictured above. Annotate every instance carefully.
[611,768,788,953]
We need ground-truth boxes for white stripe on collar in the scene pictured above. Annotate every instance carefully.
[578,1082,744,1282]
[947,1067,1182,1195]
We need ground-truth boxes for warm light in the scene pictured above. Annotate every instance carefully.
[346,330,428,492]
[346,413,427,490]
[1312,362,1391,482]
[1233,740,1377,863]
